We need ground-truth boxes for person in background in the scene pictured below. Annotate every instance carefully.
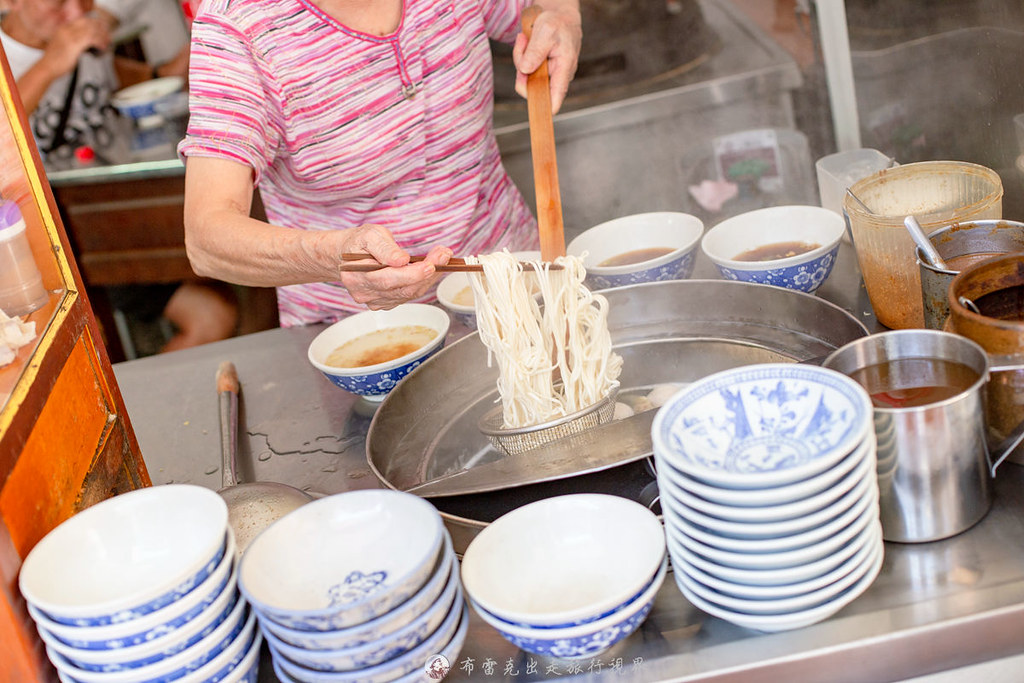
[181,0,582,327]
[1,0,238,354]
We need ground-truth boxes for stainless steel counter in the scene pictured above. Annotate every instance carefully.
[113,245,1024,682]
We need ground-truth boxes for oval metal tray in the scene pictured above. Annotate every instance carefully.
[366,280,869,554]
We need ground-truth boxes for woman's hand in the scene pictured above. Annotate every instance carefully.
[338,226,453,310]
[512,0,582,114]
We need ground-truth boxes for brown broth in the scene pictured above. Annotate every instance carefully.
[326,325,438,368]
[734,241,820,262]
[973,284,1024,321]
[847,358,980,409]
[944,252,1001,272]
[598,247,675,267]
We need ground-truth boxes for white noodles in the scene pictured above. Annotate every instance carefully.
[466,250,622,428]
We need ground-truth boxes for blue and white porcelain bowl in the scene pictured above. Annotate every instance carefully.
[259,534,455,651]
[271,601,468,683]
[307,304,450,402]
[701,205,845,294]
[461,494,665,628]
[19,485,228,627]
[652,363,873,490]
[435,272,477,329]
[27,530,237,651]
[263,578,461,672]
[567,212,704,290]
[272,601,470,683]
[36,559,240,671]
[471,557,667,660]
[46,601,253,683]
[239,490,444,631]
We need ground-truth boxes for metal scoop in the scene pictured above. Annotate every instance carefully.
[216,361,312,559]
[904,214,949,270]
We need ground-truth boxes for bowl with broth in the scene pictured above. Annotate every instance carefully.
[436,251,541,330]
[567,212,704,290]
[701,205,845,294]
[307,304,450,401]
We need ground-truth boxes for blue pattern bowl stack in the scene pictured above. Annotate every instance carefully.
[307,304,450,403]
[700,205,845,294]
[567,212,704,291]
[652,363,885,632]
[239,490,467,683]
[460,494,666,659]
[18,484,260,683]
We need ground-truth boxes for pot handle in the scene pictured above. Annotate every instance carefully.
[988,416,1024,477]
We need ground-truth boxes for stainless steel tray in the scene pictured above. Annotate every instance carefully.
[366,280,869,554]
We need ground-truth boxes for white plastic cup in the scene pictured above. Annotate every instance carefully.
[815,148,893,218]
[0,201,47,317]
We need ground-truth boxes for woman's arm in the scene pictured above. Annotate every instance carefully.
[512,0,582,114]
[183,156,451,309]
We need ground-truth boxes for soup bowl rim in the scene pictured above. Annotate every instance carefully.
[567,211,704,276]
[307,303,451,378]
[701,205,845,271]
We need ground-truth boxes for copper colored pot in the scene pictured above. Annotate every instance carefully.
[948,254,1024,464]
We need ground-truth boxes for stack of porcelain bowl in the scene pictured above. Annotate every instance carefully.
[239,490,467,683]
[461,494,667,659]
[18,485,260,683]
[652,363,884,633]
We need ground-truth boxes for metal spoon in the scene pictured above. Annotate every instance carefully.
[215,361,313,559]
[905,215,949,270]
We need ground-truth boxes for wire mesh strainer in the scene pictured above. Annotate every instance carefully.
[478,387,620,457]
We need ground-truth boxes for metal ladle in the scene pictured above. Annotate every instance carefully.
[216,361,313,559]
[904,214,949,270]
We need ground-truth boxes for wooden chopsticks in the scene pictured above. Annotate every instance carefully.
[338,253,561,273]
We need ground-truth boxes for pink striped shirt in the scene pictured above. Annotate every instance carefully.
[179,0,538,327]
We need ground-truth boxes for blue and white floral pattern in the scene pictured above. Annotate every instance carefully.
[273,582,462,673]
[43,535,228,628]
[327,571,389,608]
[63,592,240,671]
[252,539,442,632]
[497,600,654,659]
[656,365,870,478]
[483,567,660,631]
[587,252,696,291]
[320,343,445,398]
[714,246,839,293]
[52,570,234,651]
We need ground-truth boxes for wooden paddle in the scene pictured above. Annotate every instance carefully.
[521,5,566,261]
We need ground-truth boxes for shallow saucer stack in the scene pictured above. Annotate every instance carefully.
[18,485,260,683]
[239,489,467,683]
[652,363,884,632]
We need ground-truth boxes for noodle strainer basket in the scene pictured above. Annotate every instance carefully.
[478,386,620,457]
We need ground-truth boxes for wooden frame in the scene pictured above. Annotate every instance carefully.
[0,39,150,683]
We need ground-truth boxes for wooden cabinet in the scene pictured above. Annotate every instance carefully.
[0,45,149,682]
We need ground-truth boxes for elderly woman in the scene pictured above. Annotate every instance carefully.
[180,0,581,327]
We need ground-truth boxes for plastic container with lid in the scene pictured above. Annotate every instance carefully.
[0,200,48,317]
[844,161,1003,329]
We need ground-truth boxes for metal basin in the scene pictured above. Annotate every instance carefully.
[366,280,869,554]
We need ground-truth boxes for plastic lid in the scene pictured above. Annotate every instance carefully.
[0,200,24,233]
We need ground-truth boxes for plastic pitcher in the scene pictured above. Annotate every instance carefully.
[844,161,1002,329]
